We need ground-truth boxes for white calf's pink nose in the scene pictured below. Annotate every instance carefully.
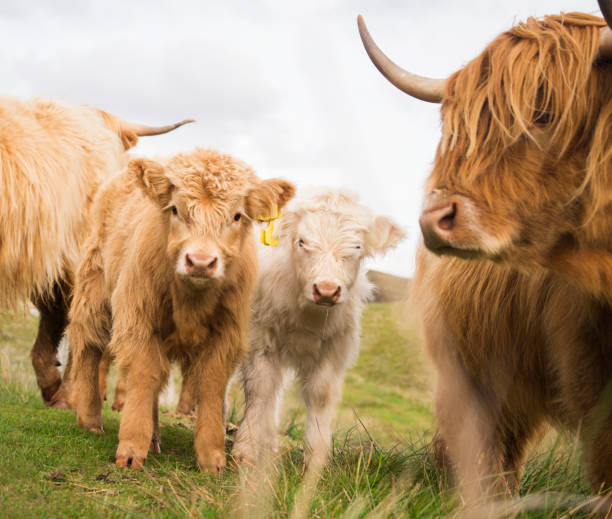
[312,282,341,306]
[185,253,218,278]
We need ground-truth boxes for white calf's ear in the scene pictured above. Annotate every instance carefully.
[366,216,406,253]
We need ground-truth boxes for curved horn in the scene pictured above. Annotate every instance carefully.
[120,118,195,136]
[357,14,444,103]
[599,0,612,29]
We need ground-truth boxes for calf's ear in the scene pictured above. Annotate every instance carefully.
[245,179,296,219]
[366,216,405,253]
[129,158,174,207]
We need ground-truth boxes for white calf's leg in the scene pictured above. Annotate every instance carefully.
[233,347,284,464]
[300,361,344,470]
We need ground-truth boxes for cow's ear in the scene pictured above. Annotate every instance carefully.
[366,216,405,253]
[129,158,173,207]
[245,179,296,220]
[96,109,139,150]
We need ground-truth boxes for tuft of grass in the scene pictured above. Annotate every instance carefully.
[0,303,603,518]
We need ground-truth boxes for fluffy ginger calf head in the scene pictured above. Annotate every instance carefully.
[129,148,295,289]
[277,190,405,307]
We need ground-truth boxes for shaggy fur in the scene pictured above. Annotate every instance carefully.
[231,190,404,469]
[65,148,294,472]
[0,97,140,402]
[421,13,612,299]
[414,249,612,504]
[0,97,128,308]
[411,13,612,504]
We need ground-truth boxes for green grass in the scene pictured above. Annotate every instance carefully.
[0,304,602,517]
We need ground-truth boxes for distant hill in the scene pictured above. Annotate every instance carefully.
[366,270,411,302]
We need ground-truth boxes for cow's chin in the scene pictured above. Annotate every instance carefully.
[311,299,341,308]
[176,273,219,290]
[429,245,485,261]
[298,292,342,310]
[303,293,343,309]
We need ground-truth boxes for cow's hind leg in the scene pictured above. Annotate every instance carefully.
[30,281,69,405]
[111,371,127,412]
[150,396,162,454]
[176,356,196,415]
[65,248,111,428]
[98,349,112,405]
[498,412,543,495]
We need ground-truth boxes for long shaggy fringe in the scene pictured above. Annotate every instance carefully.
[438,13,611,216]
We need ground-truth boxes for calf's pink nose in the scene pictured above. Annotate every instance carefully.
[185,253,218,278]
[312,282,341,306]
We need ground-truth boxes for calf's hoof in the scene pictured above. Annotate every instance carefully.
[231,443,257,466]
[198,449,226,474]
[116,455,145,469]
[175,402,194,416]
[111,398,125,412]
[304,452,328,473]
[149,439,162,454]
[77,415,103,434]
[49,399,71,410]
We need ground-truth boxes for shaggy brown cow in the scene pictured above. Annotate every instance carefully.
[66,148,294,472]
[360,12,612,298]
[0,96,191,404]
[359,10,612,505]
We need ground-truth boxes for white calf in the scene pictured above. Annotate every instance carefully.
[232,190,404,468]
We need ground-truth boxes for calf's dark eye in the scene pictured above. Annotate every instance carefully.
[234,212,241,221]
[171,206,178,216]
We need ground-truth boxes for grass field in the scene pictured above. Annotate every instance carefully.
[0,302,601,518]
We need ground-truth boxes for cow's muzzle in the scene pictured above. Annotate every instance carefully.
[184,252,218,278]
[419,191,484,259]
[312,281,342,306]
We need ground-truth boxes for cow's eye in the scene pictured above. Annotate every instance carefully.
[234,212,241,222]
[298,238,305,248]
[171,206,178,216]
[533,110,551,126]
[355,245,361,250]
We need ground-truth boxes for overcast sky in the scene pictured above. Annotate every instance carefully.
[0,0,601,276]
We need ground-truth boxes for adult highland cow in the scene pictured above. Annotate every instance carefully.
[359,8,612,505]
[0,96,191,404]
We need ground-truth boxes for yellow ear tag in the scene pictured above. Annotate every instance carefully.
[257,209,282,247]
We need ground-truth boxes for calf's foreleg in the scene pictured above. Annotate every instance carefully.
[233,344,284,464]
[300,360,343,471]
[114,339,169,468]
